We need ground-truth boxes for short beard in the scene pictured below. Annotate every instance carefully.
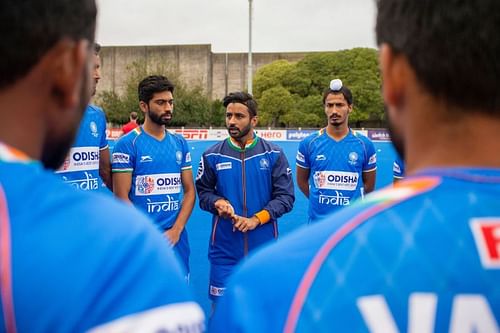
[386,108,405,161]
[148,110,171,126]
[227,123,252,140]
[42,62,90,170]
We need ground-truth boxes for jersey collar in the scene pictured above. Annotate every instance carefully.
[227,132,259,152]
[0,142,34,163]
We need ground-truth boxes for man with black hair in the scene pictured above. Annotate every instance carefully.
[296,79,377,223]
[56,42,112,191]
[210,0,500,331]
[112,75,196,278]
[0,1,204,331]
[196,91,294,304]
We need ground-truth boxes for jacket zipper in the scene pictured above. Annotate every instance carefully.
[241,150,249,256]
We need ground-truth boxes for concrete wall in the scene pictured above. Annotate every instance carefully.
[97,44,316,100]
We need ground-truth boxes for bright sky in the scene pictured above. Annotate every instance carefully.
[95,0,377,53]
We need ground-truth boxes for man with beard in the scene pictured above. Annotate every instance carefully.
[296,79,377,223]
[56,43,112,192]
[210,0,500,331]
[0,1,204,332]
[195,91,294,306]
[112,75,195,278]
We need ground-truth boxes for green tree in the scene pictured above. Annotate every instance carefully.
[96,60,212,127]
[258,86,294,127]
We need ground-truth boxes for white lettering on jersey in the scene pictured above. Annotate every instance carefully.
[449,295,499,333]
[146,196,180,214]
[135,173,181,196]
[216,162,232,171]
[112,152,130,164]
[196,159,204,181]
[470,218,500,268]
[61,172,99,191]
[186,152,192,163]
[319,191,350,206]
[357,293,498,333]
[313,171,359,191]
[56,147,99,173]
[88,302,205,333]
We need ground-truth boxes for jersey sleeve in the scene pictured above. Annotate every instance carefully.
[180,136,192,171]
[363,137,377,172]
[111,136,135,173]
[195,153,223,215]
[264,148,295,220]
[97,108,109,150]
[296,137,310,169]
[393,157,405,179]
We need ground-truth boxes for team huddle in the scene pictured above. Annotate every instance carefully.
[0,0,499,332]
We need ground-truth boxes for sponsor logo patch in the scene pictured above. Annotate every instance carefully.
[112,152,130,164]
[56,147,100,173]
[216,162,232,171]
[315,154,326,161]
[296,151,305,163]
[313,171,359,191]
[135,173,182,196]
[140,155,153,163]
[369,153,377,165]
[209,285,226,297]
[470,218,500,268]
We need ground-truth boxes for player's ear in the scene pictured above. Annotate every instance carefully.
[139,101,148,113]
[251,115,258,127]
[49,39,91,110]
[379,43,408,111]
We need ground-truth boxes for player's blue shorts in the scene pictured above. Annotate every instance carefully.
[209,263,234,301]
[170,227,190,277]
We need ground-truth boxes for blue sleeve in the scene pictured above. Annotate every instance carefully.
[111,136,135,173]
[296,137,310,169]
[180,136,192,171]
[97,108,109,150]
[363,137,377,171]
[393,156,405,178]
[195,153,223,215]
[264,148,295,220]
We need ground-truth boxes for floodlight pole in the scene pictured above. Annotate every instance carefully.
[248,0,253,95]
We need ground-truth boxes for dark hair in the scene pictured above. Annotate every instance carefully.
[222,92,258,117]
[376,0,500,113]
[322,85,353,106]
[138,75,175,104]
[130,111,138,120]
[0,0,97,90]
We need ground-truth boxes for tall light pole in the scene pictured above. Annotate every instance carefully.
[248,0,253,95]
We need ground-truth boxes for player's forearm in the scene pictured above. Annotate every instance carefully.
[173,192,195,231]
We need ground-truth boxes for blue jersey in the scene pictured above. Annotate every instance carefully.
[211,168,500,333]
[111,127,192,231]
[296,128,377,222]
[55,105,108,192]
[394,155,406,180]
[0,143,204,333]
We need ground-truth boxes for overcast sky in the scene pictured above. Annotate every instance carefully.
[95,0,377,53]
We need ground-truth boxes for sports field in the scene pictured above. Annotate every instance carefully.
[182,140,397,314]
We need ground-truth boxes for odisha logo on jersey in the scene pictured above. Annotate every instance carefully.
[136,176,155,194]
[348,152,359,166]
[61,157,70,171]
[176,151,182,165]
[313,172,326,188]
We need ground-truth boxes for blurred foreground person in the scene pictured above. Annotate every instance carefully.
[210,0,500,331]
[0,1,204,332]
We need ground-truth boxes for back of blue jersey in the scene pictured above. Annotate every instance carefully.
[112,128,192,231]
[55,105,108,192]
[211,168,500,333]
[0,160,204,332]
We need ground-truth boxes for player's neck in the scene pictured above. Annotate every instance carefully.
[326,124,349,141]
[142,119,166,140]
[406,106,500,174]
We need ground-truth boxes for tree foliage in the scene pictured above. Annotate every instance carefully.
[97,48,383,128]
[254,48,384,128]
[96,60,212,127]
